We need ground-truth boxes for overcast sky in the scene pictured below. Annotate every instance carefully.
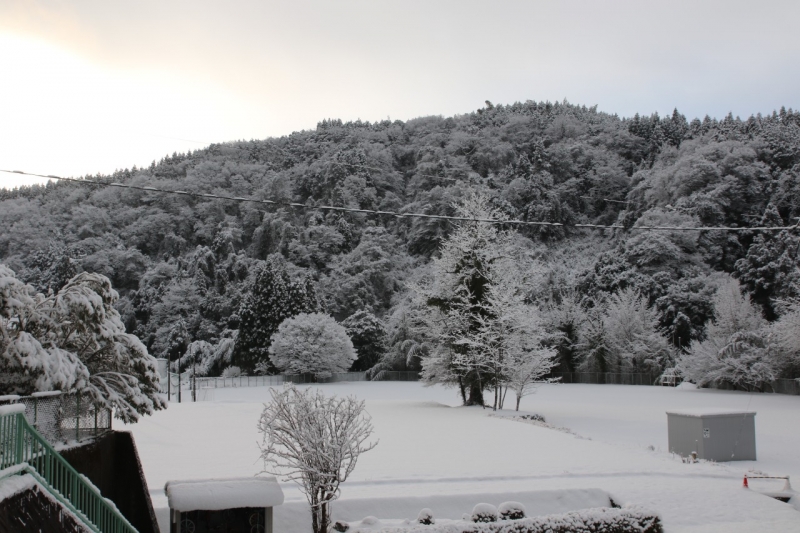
[2,0,799,188]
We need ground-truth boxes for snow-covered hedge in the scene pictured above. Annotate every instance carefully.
[348,506,662,533]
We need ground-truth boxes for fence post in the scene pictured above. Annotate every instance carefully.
[15,413,24,464]
[75,394,80,442]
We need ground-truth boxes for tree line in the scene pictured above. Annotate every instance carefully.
[2,100,799,405]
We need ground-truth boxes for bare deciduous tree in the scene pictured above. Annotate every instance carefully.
[257,386,378,533]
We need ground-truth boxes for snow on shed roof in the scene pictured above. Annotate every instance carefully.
[666,408,756,418]
[164,477,284,512]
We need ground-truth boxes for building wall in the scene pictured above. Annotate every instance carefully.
[667,414,756,461]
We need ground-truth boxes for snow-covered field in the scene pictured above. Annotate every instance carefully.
[124,382,800,532]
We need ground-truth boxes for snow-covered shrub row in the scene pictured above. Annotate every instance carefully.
[348,506,662,533]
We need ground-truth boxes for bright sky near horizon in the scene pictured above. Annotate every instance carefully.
[2,0,799,189]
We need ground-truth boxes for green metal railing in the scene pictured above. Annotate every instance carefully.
[0,408,138,533]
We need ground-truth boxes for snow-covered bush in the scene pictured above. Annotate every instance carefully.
[471,503,498,523]
[333,520,350,532]
[222,365,242,378]
[268,312,356,379]
[417,508,435,525]
[498,501,526,520]
[0,266,165,423]
[258,386,377,533]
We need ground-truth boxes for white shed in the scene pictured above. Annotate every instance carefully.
[666,408,756,462]
[165,477,284,533]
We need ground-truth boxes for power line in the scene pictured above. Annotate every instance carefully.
[2,169,799,233]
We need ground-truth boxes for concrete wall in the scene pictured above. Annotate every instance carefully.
[60,431,160,533]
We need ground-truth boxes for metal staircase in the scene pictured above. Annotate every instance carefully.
[0,405,138,533]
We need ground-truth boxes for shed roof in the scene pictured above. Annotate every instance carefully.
[164,477,284,512]
[666,408,756,418]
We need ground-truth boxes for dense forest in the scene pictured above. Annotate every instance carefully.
[2,100,799,387]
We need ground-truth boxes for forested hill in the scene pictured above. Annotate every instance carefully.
[2,100,799,379]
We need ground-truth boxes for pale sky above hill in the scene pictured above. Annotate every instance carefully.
[2,0,799,188]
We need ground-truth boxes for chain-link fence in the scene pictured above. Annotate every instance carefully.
[550,372,659,386]
[771,379,800,395]
[164,370,423,402]
[548,373,800,394]
[370,370,421,381]
[0,391,111,445]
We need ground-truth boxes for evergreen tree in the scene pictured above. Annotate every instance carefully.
[0,266,165,422]
[342,310,387,372]
[233,256,321,374]
[412,193,519,406]
[164,319,190,371]
[735,205,800,319]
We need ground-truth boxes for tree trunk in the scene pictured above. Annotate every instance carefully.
[466,378,484,406]
[311,493,320,533]
[458,377,467,405]
[319,500,330,533]
[515,393,521,411]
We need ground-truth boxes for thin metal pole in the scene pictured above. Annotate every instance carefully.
[76,394,80,442]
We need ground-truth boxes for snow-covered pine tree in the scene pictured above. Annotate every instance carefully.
[0,265,88,393]
[268,313,356,379]
[411,193,518,406]
[735,204,800,319]
[233,255,321,374]
[0,266,166,423]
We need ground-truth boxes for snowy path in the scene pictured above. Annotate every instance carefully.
[124,382,800,532]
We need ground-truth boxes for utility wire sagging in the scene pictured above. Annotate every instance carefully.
[2,169,799,233]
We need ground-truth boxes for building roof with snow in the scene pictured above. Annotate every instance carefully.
[665,408,756,418]
[164,477,284,512]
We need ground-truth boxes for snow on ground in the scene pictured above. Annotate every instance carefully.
[124,382,800,532]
